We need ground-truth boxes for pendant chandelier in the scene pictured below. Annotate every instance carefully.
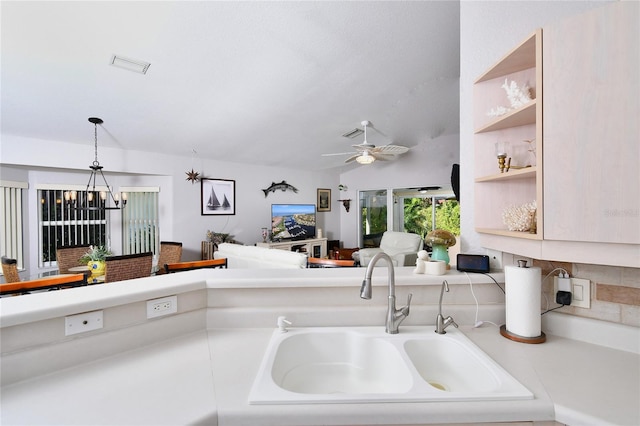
[64,117,127,211]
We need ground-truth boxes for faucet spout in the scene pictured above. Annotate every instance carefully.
[435,280,458,334]
[360,252,412,334]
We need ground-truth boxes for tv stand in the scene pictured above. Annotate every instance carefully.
[257,238,327,258]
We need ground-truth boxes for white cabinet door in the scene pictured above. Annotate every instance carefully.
[543,1,639,244]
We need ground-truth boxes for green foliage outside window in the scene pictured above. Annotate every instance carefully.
[361,206,387,236]
[403,198,460,239]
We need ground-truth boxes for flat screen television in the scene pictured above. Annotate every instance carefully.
[271,204,316,241]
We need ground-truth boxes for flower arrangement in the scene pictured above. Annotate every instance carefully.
[79,245,113,264]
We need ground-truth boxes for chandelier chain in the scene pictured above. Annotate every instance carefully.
[93,122,100,167]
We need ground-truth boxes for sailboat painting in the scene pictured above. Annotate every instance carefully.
[201,178,235,215]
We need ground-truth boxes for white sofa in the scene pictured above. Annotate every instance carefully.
[357,231,424,267]
[214,243,307,269]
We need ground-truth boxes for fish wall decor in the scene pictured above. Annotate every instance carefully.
[262,180,298,197]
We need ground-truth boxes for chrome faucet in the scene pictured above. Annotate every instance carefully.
[360,252,412,334]
[435,280,458,334]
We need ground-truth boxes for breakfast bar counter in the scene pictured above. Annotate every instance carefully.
[1,268,638,425]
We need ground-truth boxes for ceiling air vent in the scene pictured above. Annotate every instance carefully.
[341,128,364,139]
[110,55,151,75]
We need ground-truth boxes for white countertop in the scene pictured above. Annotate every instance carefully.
[1,330,218,426]
[2,323,638,426]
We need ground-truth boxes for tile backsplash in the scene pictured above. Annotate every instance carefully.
[534,259,640,327]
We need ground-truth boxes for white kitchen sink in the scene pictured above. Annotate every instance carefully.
[271,329,413,395]
[248,326,533,404]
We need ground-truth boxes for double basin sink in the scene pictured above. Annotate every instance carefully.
[249,326,532,404]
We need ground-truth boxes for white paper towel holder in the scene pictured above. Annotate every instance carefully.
[500,260,546,344]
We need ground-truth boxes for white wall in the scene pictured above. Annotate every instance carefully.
[459,0,614,255]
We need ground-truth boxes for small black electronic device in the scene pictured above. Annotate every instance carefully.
[456,254,491,273]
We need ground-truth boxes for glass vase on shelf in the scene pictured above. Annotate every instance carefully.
[262,227,268,243]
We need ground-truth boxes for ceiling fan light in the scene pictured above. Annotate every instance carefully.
[356,153,375,165]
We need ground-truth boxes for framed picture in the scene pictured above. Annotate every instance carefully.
[317,188,331,212]
[201,178,236,215]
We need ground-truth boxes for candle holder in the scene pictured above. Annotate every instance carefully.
[497,154,507,173]
[495,141,512,173]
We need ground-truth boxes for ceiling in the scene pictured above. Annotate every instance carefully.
[1,1,460,171]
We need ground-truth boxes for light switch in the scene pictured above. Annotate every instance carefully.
[573,285,584,301]
[570,278,591,309]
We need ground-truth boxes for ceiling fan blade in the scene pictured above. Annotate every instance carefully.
[345,154,360,163]
[371,152,395,161]
[351,143,375,151]
[373,144,409,155]
[322,151,357,157]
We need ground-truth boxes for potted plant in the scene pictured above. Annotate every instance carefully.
[206,230,234,250]
[79,245,112,275]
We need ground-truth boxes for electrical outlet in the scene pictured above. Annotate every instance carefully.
[146,295,178,319]
[65,310,103,336]
[553,277,591,309]
[486,249,503,271]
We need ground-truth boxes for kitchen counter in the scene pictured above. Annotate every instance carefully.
[1,268,638,425]
[208,326,555,426]
[2,323,637,425]
[1,331,218,426]
[207,324,639,426]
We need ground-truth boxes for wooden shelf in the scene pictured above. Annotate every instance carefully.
[475,167,536,182]
[475,32,537,83]
[475,100,536,134]
[475,228,542,240]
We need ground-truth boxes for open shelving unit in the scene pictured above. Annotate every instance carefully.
[473,29,543,240]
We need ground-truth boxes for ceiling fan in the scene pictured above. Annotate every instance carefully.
[323,120,409,165]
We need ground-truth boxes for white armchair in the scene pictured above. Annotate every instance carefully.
[357,231,424,267]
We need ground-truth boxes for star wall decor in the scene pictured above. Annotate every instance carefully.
[186,168,200,184]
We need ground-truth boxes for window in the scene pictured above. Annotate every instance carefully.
[36,185,159,267]
[121,188,159,256]
[359,190,388,248]
[358,186,460,249]
[37,186,108,268]
[393,187,460,239]
[1,180,28,270]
